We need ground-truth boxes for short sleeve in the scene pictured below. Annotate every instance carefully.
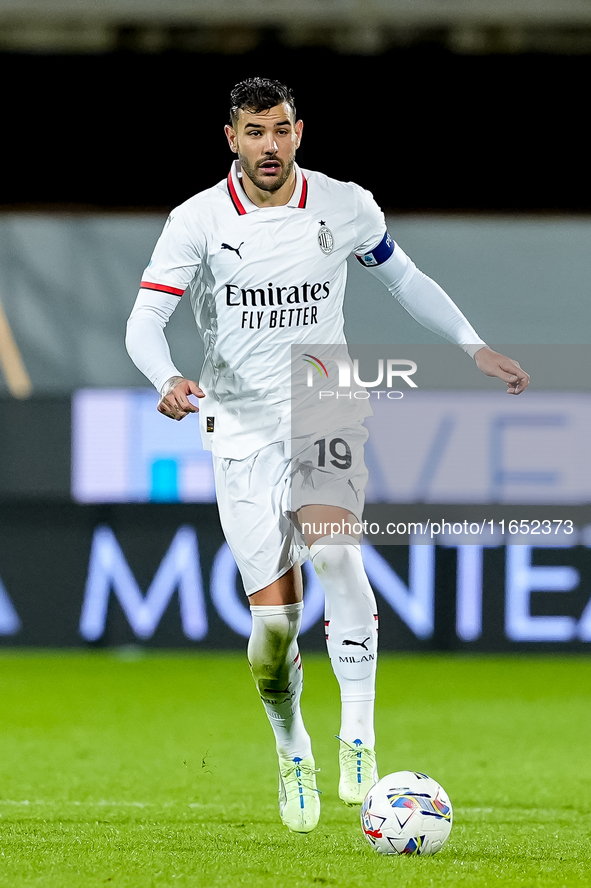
[140,205,204,296]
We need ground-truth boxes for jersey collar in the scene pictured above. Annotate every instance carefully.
[227,160,308,215]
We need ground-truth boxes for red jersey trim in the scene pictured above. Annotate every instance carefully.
[227,173,247,215]
[298,173,308,208]
[228,168,308,213]
[140,281,185,297]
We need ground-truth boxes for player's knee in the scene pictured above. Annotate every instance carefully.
[248,604,302,682]
[252,616,291,668]
[310,534,361,583]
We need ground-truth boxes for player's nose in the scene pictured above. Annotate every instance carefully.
[263,137,279,154]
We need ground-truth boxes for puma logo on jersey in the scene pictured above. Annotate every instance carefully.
[221,241,244,259]
[342,637,371,650]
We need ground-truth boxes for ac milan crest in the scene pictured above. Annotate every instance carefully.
[317,221,334,254]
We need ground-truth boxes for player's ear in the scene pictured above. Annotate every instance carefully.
[295,119,303,149]
[224,124,238,153]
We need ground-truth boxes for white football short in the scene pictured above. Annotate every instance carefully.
[212,424,369,596]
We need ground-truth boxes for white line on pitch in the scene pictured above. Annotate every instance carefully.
[0,800,213,808]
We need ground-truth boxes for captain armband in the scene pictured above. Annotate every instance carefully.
[355,231,395,267]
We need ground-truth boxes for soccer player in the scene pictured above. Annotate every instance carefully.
[125,77,529,834]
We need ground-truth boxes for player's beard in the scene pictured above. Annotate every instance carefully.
[239,153,295,194]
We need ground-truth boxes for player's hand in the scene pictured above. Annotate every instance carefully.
[474,347,530,395]
[158,376,205,420]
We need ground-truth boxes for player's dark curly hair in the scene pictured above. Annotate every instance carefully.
[229,77,296,125]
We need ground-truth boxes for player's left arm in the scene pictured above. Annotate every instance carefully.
[356,233,529,395]
[472,346,529,395]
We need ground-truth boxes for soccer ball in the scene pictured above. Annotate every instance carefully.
[360,770,452,856]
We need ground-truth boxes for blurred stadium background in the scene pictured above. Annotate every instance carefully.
[0,0,590,653]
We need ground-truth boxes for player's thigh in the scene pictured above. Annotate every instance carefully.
[213,444,306,597]
[297,504,360,546]
[248,563,303,606]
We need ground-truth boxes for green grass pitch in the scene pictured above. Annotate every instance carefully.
[0,651,589,887]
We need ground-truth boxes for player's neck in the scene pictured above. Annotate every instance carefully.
[240,169,297,208]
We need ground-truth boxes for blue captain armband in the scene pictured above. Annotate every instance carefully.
[355,231,395,267]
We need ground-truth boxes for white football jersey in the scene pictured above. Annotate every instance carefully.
[130,160,486,459]
[139,161,389,458]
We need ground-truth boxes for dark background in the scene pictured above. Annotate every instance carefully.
[3,47,589,212]
[1,30,589,650]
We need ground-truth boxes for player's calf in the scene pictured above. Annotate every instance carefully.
[310,534,379,804]
[248,602,312,760]
[249,602,319,829]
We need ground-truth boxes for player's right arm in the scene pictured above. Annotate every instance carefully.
[157,375,205,421]
[125,206,205,419]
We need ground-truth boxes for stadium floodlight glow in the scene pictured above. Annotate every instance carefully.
[361,544,435,639]
[79,525,207,641]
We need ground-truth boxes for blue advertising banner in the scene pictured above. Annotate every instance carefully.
[0,504,590,652]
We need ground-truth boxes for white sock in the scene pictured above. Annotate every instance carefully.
[248,602,312,760]
[310,534,378,748]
